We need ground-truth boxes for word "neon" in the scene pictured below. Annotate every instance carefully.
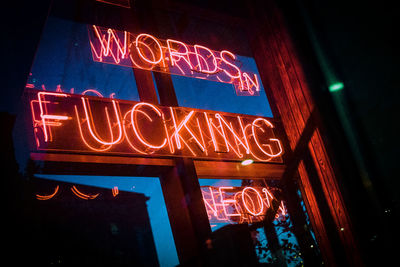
[28,89,283,162]
[89,25,261,96]
[201,186,286,224]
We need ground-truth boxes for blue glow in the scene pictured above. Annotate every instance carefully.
[172,56,273,118]
[273,215,303,266]
[35,174,179,267]
[297,189,318,245]
[198,178,242,188]
[28,17,140,101]
[255,227,271,263]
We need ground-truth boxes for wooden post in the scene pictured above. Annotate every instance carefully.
[246,0,363,265]
[132,2,212,264]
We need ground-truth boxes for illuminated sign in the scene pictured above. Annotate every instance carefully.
[36,184,119,200]
[27,89,283,163]
[88,25,261,96]
[201,186,286,225]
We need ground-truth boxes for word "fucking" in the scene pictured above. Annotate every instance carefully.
[28,90,283,162]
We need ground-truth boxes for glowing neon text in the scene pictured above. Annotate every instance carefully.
[201,186,286,224]
[89,25,261,96]
[28,89,283,162]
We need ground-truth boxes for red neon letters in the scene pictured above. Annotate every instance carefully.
[28,89,283,162]
[88,25,260,96]
[36,185,59,200]
[36,185,120,200]
[201,186,286,224]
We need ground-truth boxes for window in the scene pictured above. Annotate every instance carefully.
[27,17,139,102]
[199,178,314,265]
[172,55,273,117]
[34,174,179,266]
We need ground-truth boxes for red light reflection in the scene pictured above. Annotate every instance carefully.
[88,25,261,96]
[201,186,286,224]
[28,89,283,163]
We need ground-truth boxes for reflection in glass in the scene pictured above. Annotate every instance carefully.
[34,175,179,266]
[199,178,307,266]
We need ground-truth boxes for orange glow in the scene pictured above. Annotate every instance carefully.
[278,201,286,216]
[169,108,206,152]
[241,187,264,216]
[219,50,241,79]
[90,25,128,64]
[194,45,218,74]
[129,41,158,71]
[203,112,222,153]
[131,103,167,149]
[122,109,149,154]
[196,117,208,155]
[75,105,112,152]
[243,72,260,94]
[30,99,45,147]
[202,187,219,218]
[36,185,125,200]
[219,187,241,217]
[37,92,70,142]
[81,89,104,97]
[134,33,163,65]
[112,186,119,197]
[251,118,283,159]
[219,50,244,90]
[167,39,193,71]
[262,187,274,208]
[36,185,59,200]
[71,185,100,200]
[215,114,250,158]
[80,97,123,146]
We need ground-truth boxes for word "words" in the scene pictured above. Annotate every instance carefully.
[89,25,261,96]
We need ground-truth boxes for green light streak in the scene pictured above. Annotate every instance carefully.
[296,0,381,211]
[329,82,344,92]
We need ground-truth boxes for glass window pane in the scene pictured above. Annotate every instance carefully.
[27,16,139,102]
[199,178,308,265]
[172,56,273,117]
[34,174,179,266]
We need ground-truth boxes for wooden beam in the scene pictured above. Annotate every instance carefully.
[247,0,362,265]
[132,5,212,264]
[30,152,175,166]
[194,160,285,179]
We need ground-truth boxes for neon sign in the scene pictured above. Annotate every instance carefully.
[36,185,59,200]
[88,25,261,96]
[201,186,286,224]
[27,89,283,163]
[36,184,118,201]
